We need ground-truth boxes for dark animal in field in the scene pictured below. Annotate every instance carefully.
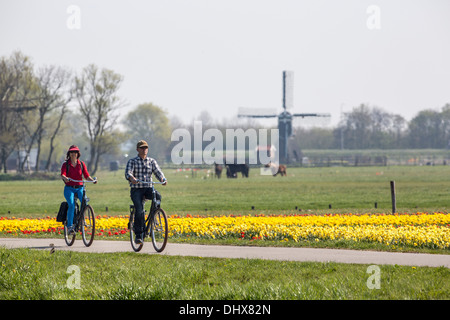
[214,163,223,179]
[226,164,249,178]
[265,163,287,176]
[275,164,287,176]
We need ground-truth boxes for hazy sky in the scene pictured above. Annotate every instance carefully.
[1,0,449,128]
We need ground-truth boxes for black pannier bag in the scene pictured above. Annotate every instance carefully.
[57,202,68,223]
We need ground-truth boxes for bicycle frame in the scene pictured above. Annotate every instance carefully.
[68,178,97,217]
[136,179,164,231]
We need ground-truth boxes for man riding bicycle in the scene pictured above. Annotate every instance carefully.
[125,140,167,244]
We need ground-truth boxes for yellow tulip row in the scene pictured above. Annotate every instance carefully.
[167,213,450,249]
[1,213,449,249]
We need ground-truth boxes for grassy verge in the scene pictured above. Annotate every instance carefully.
[1,247,448,300]
[2,166,450,217]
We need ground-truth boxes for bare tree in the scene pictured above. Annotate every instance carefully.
[44,103,68,171]
[32,66,72,172]
[338,104,406,149]
[0,52,36,173]
[73,64,125,175]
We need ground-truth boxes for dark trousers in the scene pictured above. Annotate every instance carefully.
[130,188,153,236]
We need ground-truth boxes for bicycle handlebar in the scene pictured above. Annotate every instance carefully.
[67,177,97,183]
[135,179,166,185]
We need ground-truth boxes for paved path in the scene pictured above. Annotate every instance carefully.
[1,237,449,268]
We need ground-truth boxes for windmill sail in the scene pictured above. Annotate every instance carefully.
[292,113,330,118]
[238,107,277,118]
[283,70,294,110]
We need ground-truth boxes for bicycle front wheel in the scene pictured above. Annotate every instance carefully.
[82,204,95,247]
[129,207,144,252]
[151,208,168,252]
[64,220,76,246]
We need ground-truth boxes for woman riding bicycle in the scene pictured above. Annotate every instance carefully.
[125,140,167,244]
[60,145,97,235]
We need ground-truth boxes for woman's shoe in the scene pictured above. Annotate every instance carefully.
[67,226,75,235]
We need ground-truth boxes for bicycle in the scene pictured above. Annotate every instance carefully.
[64,178,97,247]
[128,180,168,252]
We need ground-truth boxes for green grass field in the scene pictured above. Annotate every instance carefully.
[1,165,450,217]
[1,247,448,300]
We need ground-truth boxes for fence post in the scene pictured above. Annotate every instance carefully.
[390,181,396,213]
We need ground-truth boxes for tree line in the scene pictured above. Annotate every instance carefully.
[1,51,449,174]
[293,104,450,150]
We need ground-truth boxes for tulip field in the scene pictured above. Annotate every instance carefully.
[1,166,450,253]
[1,212,449,251]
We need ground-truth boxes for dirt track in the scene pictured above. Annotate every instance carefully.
[1,237,449,268]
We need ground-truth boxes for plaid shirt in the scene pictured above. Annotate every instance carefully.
[125,155,166,188]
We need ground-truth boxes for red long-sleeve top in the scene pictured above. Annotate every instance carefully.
[61,160,90,187]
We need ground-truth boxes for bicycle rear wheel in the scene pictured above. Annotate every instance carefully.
[151,208,168,252]
[82,204,95,247]
[129,206,144,252]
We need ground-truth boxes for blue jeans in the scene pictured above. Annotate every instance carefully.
[64,186,84,228]
[130,188,153,236]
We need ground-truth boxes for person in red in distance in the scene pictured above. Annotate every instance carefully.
[60,145,97,234]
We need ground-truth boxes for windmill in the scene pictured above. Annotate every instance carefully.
[238,70,330,164]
